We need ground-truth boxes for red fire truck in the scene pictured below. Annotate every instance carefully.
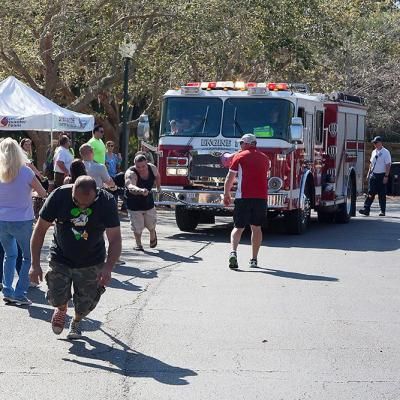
[147,81,366,234]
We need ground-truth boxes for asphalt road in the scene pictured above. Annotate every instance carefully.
[1,199,399,400]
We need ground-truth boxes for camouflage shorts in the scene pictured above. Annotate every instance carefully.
[45,261,106,316]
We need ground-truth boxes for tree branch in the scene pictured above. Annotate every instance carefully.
[0,44,42,92]
[69,72,121,111]
[125,98,154,128]
[109,12,175,30]
[54,36,99,64]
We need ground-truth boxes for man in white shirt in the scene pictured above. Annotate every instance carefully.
[79,144,116,190]
[359,136,392,216]
[53,135,74,188]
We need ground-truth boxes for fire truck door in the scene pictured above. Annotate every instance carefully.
[304,112,314,162]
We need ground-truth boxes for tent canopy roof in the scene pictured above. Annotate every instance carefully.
[0,76,94,132]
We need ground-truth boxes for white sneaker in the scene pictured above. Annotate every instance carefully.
[67,319,82,340]
[249,259,258,268]
[14,296,32,306]
[3,295,17,303]
[229,252,238,269]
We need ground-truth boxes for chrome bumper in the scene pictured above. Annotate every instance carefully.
[154,189,288,209]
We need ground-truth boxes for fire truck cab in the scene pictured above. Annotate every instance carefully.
[151,81,366,234]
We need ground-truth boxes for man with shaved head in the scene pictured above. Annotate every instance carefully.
[30,176,121,340]
[79,143,116,190]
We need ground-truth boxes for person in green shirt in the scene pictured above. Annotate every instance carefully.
[88,125,106,164]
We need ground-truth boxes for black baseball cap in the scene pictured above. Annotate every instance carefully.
[371,136,383,143]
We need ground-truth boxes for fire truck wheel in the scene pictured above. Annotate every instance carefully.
[336,203,351,223]
[317,211,335,223]
[285,191,312,234]
[175,206,200,232]
[335,176,355,224]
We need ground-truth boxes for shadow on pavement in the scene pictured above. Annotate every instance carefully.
[27,287,48,305]
[28,304,103,332]
[109,264,159,291]
[113,264,158,279]
[107,278,142,292]
[166,216,400,252]
[149,249,202,264]
[235,266,339,281]
[166,229,231,245]
[28,304,53,322]
[62,328,197,384]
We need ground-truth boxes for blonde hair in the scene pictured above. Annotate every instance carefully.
[0,138,27,183]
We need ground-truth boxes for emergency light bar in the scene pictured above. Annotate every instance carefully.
[234,81,246,90]
[181,86,202,95]
[248,87,268,96]
[183,81,292,92]
[268,82,289,91]
[216,81,235,89]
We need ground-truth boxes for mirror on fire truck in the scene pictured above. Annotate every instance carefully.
[289,117,304,143]
[137,113,150,140]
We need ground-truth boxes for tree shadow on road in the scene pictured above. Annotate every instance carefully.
[166,228,231,245]
[234,266,338,281]
[167,215,400,252]
[62,328,197,385]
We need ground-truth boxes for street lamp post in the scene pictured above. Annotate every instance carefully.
[119,37,137,171]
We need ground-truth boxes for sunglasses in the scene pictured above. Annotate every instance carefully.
[107,144,114,147]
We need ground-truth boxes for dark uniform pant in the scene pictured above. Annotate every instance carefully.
[364,173,387,213]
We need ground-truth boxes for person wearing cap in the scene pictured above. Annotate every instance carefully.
[359,136,391,217]
[223,133,270,269]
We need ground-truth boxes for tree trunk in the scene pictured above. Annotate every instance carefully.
[28,132,50,173]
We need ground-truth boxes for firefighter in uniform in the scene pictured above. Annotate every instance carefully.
[359,136,391,217]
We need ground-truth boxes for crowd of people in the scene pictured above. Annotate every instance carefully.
[0,125,160,339]
[3,127,390,341]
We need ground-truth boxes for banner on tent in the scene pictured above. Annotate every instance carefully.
[0,116,27,129]
[56,116,91,131]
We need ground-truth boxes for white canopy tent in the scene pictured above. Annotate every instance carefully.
[0,76,94,132]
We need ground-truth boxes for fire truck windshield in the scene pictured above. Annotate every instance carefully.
[161,97,223,137]
[221,98,294,140]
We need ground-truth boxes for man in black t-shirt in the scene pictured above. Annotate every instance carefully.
[125,154,161,251]
[30,176,121,340]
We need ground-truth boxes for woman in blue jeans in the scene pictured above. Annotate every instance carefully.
[0,243,22,289]
[0,138,46,305]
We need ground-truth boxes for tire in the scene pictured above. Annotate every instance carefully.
[336,176,356,224]
[317,210,335,223]
[285,189,312,234]
[175,206,200,232]
[198,213,215,224]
